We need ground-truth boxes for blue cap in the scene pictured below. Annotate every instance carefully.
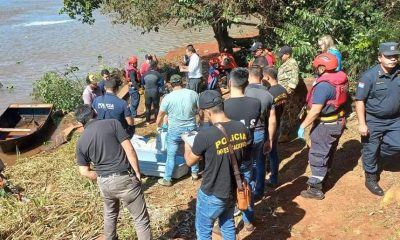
[379,42,400,55]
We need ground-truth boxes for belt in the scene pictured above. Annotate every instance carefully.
[98,170,131,178]
[319,110,345,122]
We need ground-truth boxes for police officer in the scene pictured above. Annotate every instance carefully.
[298,53,348,200]
[92,77,135,137]
[355,42,400,196]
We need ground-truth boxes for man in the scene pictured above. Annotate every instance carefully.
[249,42,268,68]
[140,54,158,76]
[82,74,102,105]
[92,78,135,137]
[142,61,164,125]
[98,69,110,95]
[224,67,261,231]
[277,45,304,142]
[75,105,152,240]
[298,53,348,200]
[156,74,199,186]
[184,90,251,239]
[263,66,288,186]
[208,52,238,88]
[355,42,400,196]
[244,65,277,200]
[126,56,142,118]
[179,44,203,93]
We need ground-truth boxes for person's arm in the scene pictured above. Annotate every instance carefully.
[265,108,277,153]
[288,61,299,91]
[355,100,369,136]
[125,116,134,126]
[179,65,189,72]
[184,142,202,167]
[82,90,91,105]
[121,139,141,180]
[300,104,324,129]
[78,165,97,181]
[156,110,167,128]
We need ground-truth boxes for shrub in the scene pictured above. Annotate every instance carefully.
[33,70,84,112]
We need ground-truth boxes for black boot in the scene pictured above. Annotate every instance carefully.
[365,172,384,196]
[300,183,325,200]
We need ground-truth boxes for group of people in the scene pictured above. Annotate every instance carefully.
[74,38,400,239]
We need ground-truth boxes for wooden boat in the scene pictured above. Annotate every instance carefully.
[0,104,54,153]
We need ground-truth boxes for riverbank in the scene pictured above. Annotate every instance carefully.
[1,42,400,239]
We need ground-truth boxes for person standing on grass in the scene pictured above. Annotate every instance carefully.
[82,74,102,105]
[98,69,110,95]
[141,61,164,125]
[179,44,203,93]
[155,74,199,186]
[75,104,152,240]
[224,67,261,232]
[184,90,251,239]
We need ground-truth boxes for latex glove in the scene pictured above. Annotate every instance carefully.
[297,127,305,140]
[161,123,168,129]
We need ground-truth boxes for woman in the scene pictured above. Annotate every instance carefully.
[82,74,101,105]
[318,35,343,71]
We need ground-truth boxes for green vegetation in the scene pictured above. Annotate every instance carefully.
[33,66,84,112]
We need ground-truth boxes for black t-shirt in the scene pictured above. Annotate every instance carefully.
[76,119,131,176]
[192,121,251,199]
[268,84,288,126]
[142,70,163,90]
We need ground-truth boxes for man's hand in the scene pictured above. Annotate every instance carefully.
[297,127,305,140]
[135,172,141,182]
[287,88,295,95]
[263,140,272,154]
[359,124,369,136]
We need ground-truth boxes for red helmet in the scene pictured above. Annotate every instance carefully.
[128,56,138,65]
[312,53,338,71]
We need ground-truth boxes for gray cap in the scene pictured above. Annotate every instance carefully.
[170,74,182,83]
[198,90,223,109]
[379,42,400,55]
[250,42,263,52]
[277,45,293,58]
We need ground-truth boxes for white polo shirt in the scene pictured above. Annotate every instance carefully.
[188,53,202,78]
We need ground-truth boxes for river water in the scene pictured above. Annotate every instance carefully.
[0,0,253,114]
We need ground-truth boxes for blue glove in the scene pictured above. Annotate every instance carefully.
[161,123,168,129]
[297,127,305,140]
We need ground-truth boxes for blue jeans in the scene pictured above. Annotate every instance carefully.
[268,128,280,185]
[164,125,199,181]
[129,88,140,118]
[240,160,254,224]
[252,130,266,198]
[195,189,235,240]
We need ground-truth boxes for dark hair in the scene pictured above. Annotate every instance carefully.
[186,44,196,53]
[208,102,224,113]
[253,56,268,68]
[171,81,182,88]
[249,65,263,80]
[149,61,157,70]
[101,69,110,76]
[75,104,95,126]
[230,67,249,89]
[262,66,278,80]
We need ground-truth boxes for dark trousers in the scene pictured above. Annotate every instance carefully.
[144,89,160,122]
[362,116,400,173]
[308,121,344,186]
[187,77,202,93]
[129,88,140,118]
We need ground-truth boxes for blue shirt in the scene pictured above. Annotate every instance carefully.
[92,92,131,127]
[355,64,400,119]
[312,82,336,116]
[160,88,198,128]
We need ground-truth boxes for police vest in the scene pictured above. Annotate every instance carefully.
[306,71,348,115]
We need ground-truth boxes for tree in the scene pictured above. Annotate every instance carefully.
[61,0,269,53]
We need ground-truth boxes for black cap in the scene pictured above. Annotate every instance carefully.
[379,42,400,55]
[198,90,223,109]
[277,45,293,58]
[170,74,182,83]
[250,42,263,52]
[104,79,117,89]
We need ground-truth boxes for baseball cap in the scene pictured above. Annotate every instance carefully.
[250,42,263,52]
[198,90,223,109]
[379,42,400,55]
[104,79,117,89]
[277,45,293,58]
[170,74,182,84]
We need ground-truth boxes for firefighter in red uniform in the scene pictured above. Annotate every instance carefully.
[208,52,238,88]
[297,53,348,200]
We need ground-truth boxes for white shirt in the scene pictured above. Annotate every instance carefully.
[188,53,202,78]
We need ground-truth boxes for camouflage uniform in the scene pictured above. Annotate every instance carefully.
[278,58,306,137]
